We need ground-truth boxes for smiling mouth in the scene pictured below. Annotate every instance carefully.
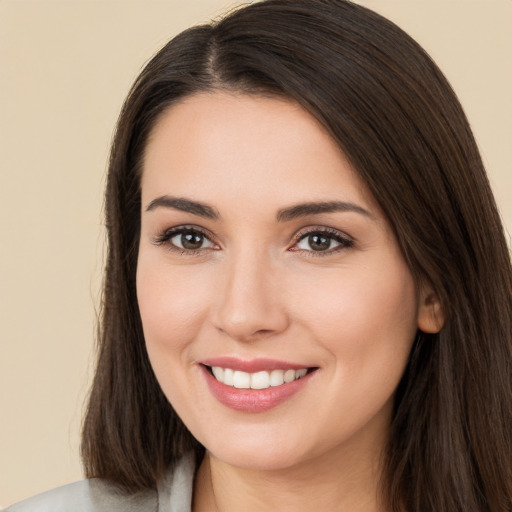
[204,365,316,390]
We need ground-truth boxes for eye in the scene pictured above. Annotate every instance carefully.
[292,228,353,254]
[171,230,214,250]
[153,226,217,253]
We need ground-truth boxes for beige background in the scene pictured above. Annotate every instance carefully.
[1,0,510,506]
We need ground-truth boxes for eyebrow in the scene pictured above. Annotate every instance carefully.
[276,201,373,222]
[145,196,219,219]
[145,195,372,222]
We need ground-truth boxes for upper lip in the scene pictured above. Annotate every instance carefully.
[200,357,314,373]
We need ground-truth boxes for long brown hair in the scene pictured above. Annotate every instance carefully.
[81,1,512,509]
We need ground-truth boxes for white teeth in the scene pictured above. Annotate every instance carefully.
[284,369,296,383]
[233,370,251,389]
[250,371,270,389]
[210,366,309,389]
[224,368,234,386]
[296,368,307,379]
[269,369,284,387]
[211,366,224,381]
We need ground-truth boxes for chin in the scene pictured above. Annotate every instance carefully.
[210,445,307,472]
[198,426,319,472]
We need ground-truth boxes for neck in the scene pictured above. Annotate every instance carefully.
[193,442,387,512]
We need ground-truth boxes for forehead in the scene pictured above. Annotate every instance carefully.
[141,92,376,213]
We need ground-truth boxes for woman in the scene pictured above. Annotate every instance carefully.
[6,0,511,510]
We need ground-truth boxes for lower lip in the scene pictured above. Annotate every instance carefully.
[201,365,314,413]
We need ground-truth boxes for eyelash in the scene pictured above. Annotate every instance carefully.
[152,226,218,256]
[152,226,354,257]
[291,227,354,257]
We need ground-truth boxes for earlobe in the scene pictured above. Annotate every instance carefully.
[417,288,445,334]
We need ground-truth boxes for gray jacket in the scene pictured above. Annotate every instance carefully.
[3,453,195,512]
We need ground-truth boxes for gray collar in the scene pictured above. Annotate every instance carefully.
[4,452,197,512]
[158,452,196,512]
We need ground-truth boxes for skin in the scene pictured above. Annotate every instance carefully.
[137,92,443,511]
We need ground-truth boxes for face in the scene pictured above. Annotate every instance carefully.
[137,92,434,472]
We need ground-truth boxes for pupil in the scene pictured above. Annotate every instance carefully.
[309,234,330,251]
[181,232,203,249]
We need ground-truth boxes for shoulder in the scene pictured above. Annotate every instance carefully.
[3,479,157,512]
[3,452,197,512]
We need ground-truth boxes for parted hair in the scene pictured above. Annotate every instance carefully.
[81,1,512,510]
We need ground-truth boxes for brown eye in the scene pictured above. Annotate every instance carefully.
[180,231,204,250]
[298,233,339,252]
[164,228,216,252]
[306,234,331,251]
[294,229,353,254]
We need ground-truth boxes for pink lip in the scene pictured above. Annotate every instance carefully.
[200,356,310,373]
[199,362,316,413]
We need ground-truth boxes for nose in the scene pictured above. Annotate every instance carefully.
[213,251,290,342]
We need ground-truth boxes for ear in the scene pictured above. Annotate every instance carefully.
[417,284,445,333]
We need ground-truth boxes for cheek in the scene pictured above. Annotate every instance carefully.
[292,258,418,377]
[136,256,212,366]
[286,260,418,448]
[135,256,217,422]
